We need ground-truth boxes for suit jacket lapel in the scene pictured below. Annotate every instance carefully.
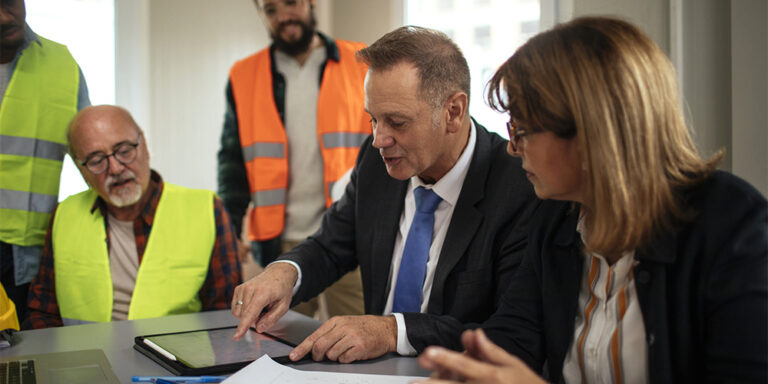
[368,175,408,314]
[428,123,489,314]
[548,209,583,374]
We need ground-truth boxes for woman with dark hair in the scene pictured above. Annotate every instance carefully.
[417,16,767,383]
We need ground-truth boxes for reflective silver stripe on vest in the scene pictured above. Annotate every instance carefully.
[251,188,286,207]
[0,134,66,161]
[62,318,96,326]
[242,142,285,162]
[321,132,370,149]
[0,189,58,213]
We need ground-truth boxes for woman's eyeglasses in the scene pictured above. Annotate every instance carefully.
[506,120,530,153]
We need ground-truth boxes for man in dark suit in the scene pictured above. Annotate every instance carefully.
[231,26,536,363]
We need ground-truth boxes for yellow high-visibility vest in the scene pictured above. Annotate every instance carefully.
[0,37,79,246]
[52,183,215,324]
[0,283,20,331]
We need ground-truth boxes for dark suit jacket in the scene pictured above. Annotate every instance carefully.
[280,122,538,352]
[483,171,768,383]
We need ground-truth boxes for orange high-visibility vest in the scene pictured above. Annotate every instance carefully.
[229,40,370,241]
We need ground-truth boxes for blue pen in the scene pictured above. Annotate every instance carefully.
[131,376,226,383]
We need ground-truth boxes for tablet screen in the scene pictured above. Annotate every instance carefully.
[145,328,294,368]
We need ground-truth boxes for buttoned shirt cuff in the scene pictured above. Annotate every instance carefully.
[393,313,417,356]
[269,260,302,296]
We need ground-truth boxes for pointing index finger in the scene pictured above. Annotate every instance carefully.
[233,298,268,340]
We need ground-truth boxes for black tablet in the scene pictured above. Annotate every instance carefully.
[134,326,296,376]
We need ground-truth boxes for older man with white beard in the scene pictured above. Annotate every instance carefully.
[24,105,241,329]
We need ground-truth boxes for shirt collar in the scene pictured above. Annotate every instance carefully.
[90,170,164,227]
[318,31,340,62]
[21,24,40,50]
[409,119,477,207]
[9,24,40,69]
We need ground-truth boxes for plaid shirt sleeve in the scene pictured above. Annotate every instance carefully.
[199,197,242,310]
[23,208,63,329]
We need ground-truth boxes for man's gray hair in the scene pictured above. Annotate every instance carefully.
[356,26,470,110]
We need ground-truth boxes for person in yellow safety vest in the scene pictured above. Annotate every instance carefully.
[24,105,242,329]
[0,0,91,326]
[218,0,368,321]
[0,283,20,332]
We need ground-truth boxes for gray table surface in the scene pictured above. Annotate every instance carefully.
[0,310,430,383]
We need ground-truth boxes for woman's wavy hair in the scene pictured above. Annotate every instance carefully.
[487,16,722,256]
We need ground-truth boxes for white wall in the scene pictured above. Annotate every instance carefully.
[114,0,339,192]
[148,0,267,190]
[115,0,150,134]
[731,0,768,196]
[116,0,269,191]
[679,0,733,171]
[329,0,403,45]
[114,0,767,195]
[573,0,670,53]
[562,0,767,195]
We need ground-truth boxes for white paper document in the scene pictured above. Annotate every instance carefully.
[223,355,424,384]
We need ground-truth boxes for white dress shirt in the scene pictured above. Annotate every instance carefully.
[386,121,476,355]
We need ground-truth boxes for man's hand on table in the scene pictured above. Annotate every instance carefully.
[289,315,398,363]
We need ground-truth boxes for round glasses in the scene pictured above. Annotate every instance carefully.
[79,135,141,175]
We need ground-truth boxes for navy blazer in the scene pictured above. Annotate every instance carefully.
[483,171,768,383]
[281,122,538,351]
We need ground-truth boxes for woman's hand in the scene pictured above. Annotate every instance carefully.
[414,329,546,384]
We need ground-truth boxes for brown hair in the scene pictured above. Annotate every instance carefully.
[357,26,470,110]
[487,16,722,256]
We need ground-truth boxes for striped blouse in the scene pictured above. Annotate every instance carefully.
[562,219,648,384]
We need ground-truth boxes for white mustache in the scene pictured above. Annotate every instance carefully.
[105,170,136,189]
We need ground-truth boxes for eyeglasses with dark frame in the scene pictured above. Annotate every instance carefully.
[79,135,142,175]
[506,120,531,153]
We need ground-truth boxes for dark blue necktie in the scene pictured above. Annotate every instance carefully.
[393,186,442,313]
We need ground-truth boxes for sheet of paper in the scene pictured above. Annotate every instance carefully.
[223,355,424,384]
